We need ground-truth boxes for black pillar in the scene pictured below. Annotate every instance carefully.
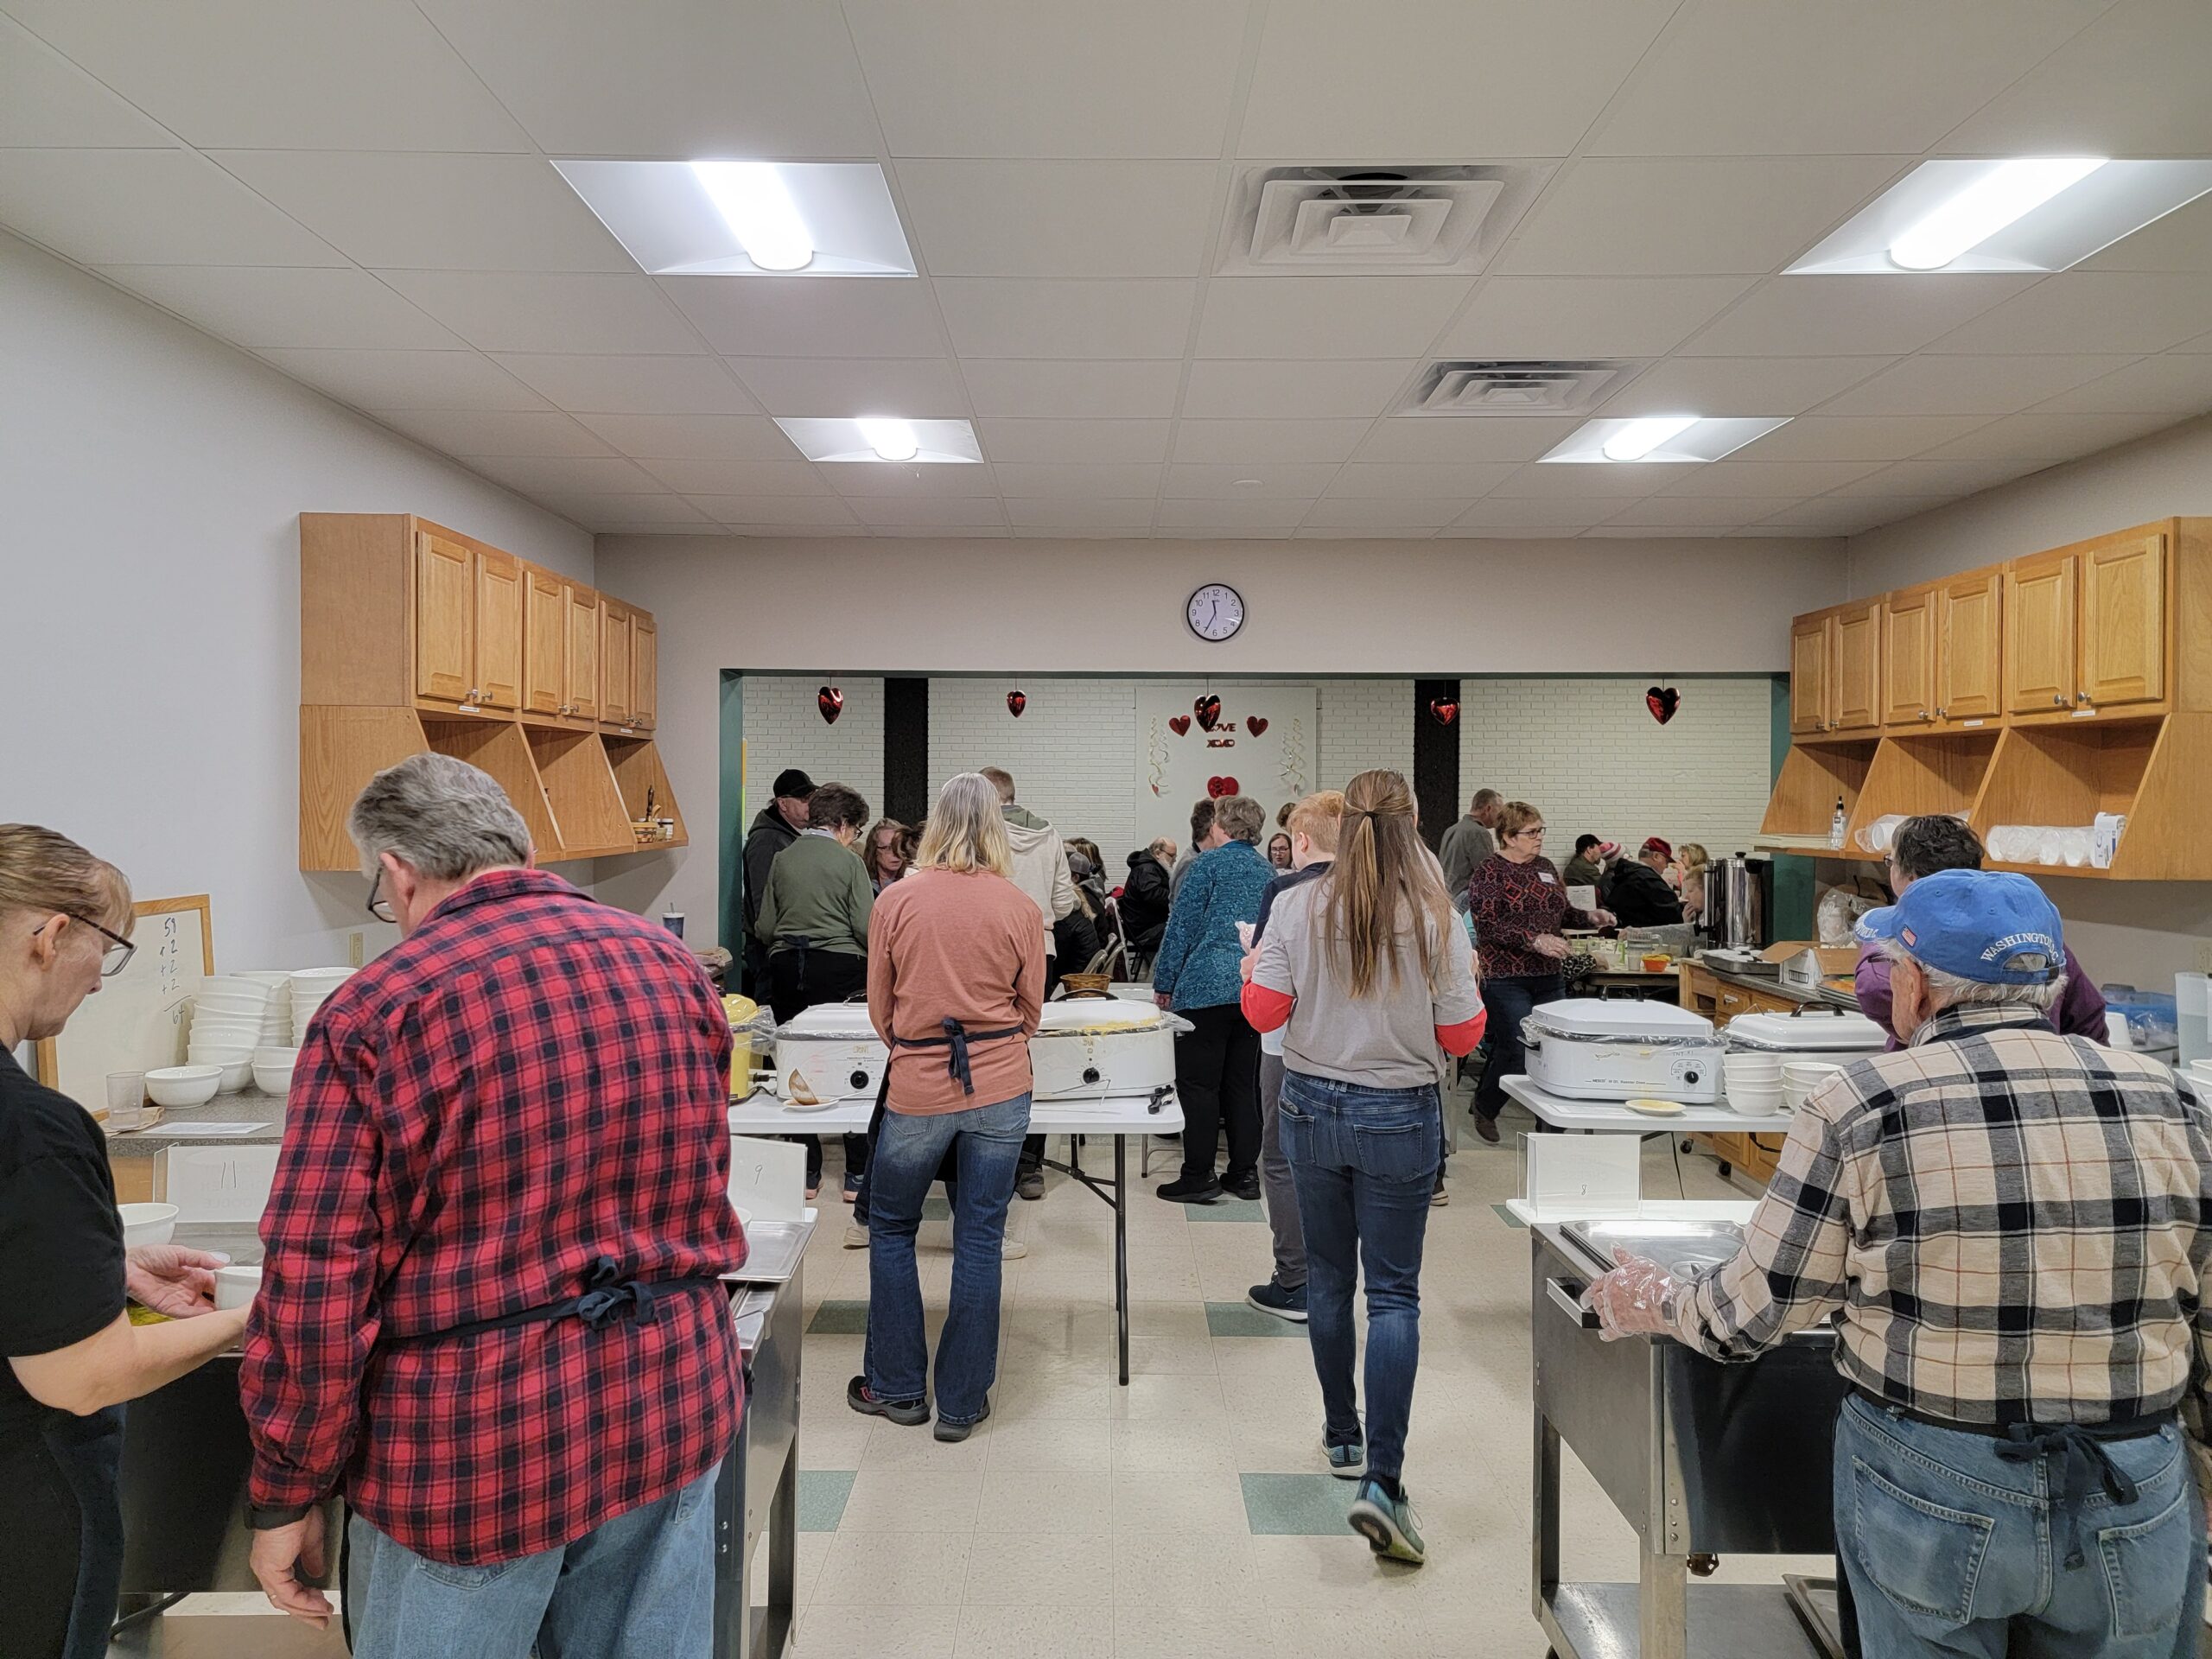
[1412,678,1460,853]
[883,677,931,824]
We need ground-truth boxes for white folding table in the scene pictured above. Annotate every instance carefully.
[728,1088,1185,1383]
[1499,1074,1783,1135]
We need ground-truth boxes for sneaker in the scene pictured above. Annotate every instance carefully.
[847,1376,928,1427]
[934,1400,992,1443]
[842,1174,861,1204]
[1471,1114,1501,1145]
[1325,1440,1366,1480]
[1155,1176,1223,1204]
[1430,1178,1449,1208]
[842,1221,869,1249]
[1245,1280,1308,1322]
[1347,1478,1425,1565]
[1001,1238,1028,1261]
[1223,1172,1261,1202]
[1015,1170,1045,1202]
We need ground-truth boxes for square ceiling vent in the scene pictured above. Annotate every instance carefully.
[1399,359,1640,417]
[1217,163,1551,276]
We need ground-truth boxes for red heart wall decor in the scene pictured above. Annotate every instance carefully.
[817,685,843,724]
[1428,699,1459,727]
[1194,694,1224,732]
[1244,715,1268,737]
[1167,715,1192,737]
[1645,685,1681,725]
[1006,690,1027,717]
[1205,774,1240,798]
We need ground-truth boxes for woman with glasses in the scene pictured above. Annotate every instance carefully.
[0,825,250,1659]
[1463,802,1614,1142]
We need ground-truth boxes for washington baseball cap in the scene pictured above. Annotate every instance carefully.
[1854,868,2063,986]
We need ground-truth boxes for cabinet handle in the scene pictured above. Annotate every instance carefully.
[2051,694,2066,706]
[2075,691,2092,705]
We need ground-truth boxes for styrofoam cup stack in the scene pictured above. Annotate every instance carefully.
[289,967,353,1037]
[1724,1052,1783,1116]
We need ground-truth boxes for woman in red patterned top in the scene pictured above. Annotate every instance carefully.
[1464,801,1613,1141]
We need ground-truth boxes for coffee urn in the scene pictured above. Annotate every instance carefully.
[1700,855,1773,950]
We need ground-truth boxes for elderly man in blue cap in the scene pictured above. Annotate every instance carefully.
[1589,869,2210,1659]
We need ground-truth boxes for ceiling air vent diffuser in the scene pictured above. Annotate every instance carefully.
[1402,360,1637,417]
[1217,163,1550,276]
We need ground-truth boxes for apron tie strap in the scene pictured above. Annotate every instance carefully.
[1994,1421,2144,1570]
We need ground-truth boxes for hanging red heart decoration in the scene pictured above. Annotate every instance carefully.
[817,685,843,724]
[1645,685,1681,725]
[1206,774,1240,798]
[1428,699,1459,727]
[1194,694,1224,732]
[1167,715,1192,737]
[1006,690,1027,718]
[1244,715,1268,737]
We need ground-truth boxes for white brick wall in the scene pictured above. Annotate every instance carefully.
[1314,679,1414,792]
[739,676,886,826]
[931,677,1142,869]
[1457,678,1774,861]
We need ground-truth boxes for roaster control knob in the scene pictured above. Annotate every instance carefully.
[850,1070,868,1090]
[1683,1069,1701,1086]
[1082,1066,1101,1085]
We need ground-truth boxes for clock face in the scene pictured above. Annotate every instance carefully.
[1186,583,1245,642]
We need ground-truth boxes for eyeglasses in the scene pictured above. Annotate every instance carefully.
[35,912,136,977]
[1515,826,1547,841]
[366,868,399,925]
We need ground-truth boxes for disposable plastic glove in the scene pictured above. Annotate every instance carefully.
[1586,1247,1679,1342]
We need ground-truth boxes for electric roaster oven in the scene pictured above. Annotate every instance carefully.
[1521,998,1726,1103]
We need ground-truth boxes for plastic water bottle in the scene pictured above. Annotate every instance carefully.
[1827,796,1847,850]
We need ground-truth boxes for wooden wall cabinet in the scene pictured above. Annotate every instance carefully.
[2081,529,2166,709]
[563,582,601,723]
[1831,601,1881,733]
[523,565,567,717]
[2005,549,2079,715]
[601,600,634,727]
[407,531,522,714]
[632,613,658,731]
[1881,586,1936,728]
[1935,567,2003,722]
[1789,614,1831,734]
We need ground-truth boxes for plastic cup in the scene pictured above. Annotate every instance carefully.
[106,1071,147,1131]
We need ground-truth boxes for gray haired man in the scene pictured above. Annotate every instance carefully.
[1437,788,1501,897]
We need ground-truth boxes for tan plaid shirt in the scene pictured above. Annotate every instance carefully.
[1667,1003,2212,1428]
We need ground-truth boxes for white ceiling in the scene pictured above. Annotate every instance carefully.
[3,0,2210,539]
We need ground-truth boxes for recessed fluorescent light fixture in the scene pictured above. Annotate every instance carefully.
[1788,157,2212,276]
[1540,416,1789,465]
[775,417,982,465]
[550,159,916,276]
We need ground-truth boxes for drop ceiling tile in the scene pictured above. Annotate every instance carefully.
[1439,525,1588,540]
[1181,359,1418,420]
[842,0,1248,158]
[726,356,967,417]
[710,524,854,539]
[2,0,528,150]
[961,360,1184,421]
[1196,278,1475,360]
[490,354,758,416]
[870,525,1012,539]
[459,455,667,496]
[638,459,830,496]
[531,493,714,530]
[213,151,630,274]
[1599,495,1803,527]
[991,462,1165,498]
[1584,0,2103,156]
[0,16,175,145]
[1351,417,1581,464]
[1598,356,1894,417]
[92,266,461,350]
[1657,461,1888,498]
[2080,194,2212,272]
[934,279,1198,359]
[1155,499,1312,531]
[1171,420,1375,464]
[657,277,946,359]
[0,149,342,267]
[821,462,998,499]
[1164,462,1344,498]
[1445,499,1613,530]
[372,409,614,459]
[847,494,1008,528]
[1434,276,1751,359]
[572,413,797,460]
[1294,526,1440,540]
[378,271,698,354]
[1005,499,1159,531]
[975,418,1171,464]
[685,494,862,529]
[1324,463,1517,498]
[1940,0,2212,156]
[1300,497,1476,530]
[1815,354,2134,416]
[1827,458,2054,498]
[1722,416,1995,462]
[256,348,550,412]
[1755,496,1951,531]
[1583,523,1759,538]
[2031,356,2212,416]
[412,0,881,156]
[1922,274,2212,356]
[895,160,1217,278]
[1241,1,1669,156]
[1496,156,1904,276]
[1920,410,2183,461]
[1487,463,1681,499]
[1679,276,2035,357]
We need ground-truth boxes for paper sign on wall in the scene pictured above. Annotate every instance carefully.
[728,1133,808,1223]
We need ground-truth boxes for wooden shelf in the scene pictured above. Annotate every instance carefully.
[606,734,690,852]
[1760,738,1878,841]
[524,727,632,857]
[421,717,563,855]
[1970,711,2207,881]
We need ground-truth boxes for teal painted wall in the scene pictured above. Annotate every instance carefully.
[1770,677,1815,942]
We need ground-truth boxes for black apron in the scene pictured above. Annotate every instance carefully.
[42,1404,125,1659]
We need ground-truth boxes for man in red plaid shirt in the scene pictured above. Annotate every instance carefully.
[242,754,746,1657]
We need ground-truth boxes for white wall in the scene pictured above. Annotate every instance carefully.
[1,232,594,973]
[739,676,887,830]
[1845,414,2212,994]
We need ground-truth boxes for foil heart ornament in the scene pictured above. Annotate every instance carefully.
[1167,715,1192,736]
[1205,774,1240,799]
[1428,699,1459,727]
[1006,690,1027,717]
[817,685,843,724]
[1645,685,1681,725]
[1194,694,1224,732]
[1244,715,1268,737]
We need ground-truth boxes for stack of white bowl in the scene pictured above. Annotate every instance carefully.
[1782,1060,1846,1112]
[234,969,296,1046]
[188,976,278,1091]
[289,967,353,1039]
[1723,1052,1783,1117]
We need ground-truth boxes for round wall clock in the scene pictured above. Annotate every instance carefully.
[1185,582,1245,642]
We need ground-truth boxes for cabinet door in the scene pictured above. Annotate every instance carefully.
[1936,568,2003,721]
[522,566,567,715]
[474,547,523,710]
[632,613,658,729]
[2005,551,2077,715]
[1832,601,1882,731]
[2080,529,2167,708]
[564,583,601,721]
[601,601,633,724]
[1789,614,1832,734]
[412,531,474,703]
[1881,588,1936,727]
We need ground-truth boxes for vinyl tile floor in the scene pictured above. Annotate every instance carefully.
[775,1090,1835,1658]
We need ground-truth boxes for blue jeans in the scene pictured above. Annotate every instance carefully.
[1834,1395,2205,1659]
[865,1093,1031,1424]
[1279,1070,1442,1483]
[346,1463,720,1659]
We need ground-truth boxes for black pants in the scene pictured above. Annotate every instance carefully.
[1018,953,1065,1175]
[1474,972,1565,1122]
[767,946,870,1186]
[1174,1001,1262,1186]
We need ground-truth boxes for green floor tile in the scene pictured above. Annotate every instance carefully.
[807,1299,871,1335]
[799,1470,856,1533]
[1489,1203,1528,1230]
[1240,1472,1357,1535]
[1205,1300,1308,1338]
[1185,1197,1266,1223]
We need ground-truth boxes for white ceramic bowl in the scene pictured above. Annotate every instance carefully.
[289,968,352,987]
[1728,1086,1785,1118]
[188,1042,255,1063]
[186,1056,252,1093]
[213,1264,263,1311]
[251,1047,298,1095]
[118,1201,180,1248]
[147,1065,222,1107]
